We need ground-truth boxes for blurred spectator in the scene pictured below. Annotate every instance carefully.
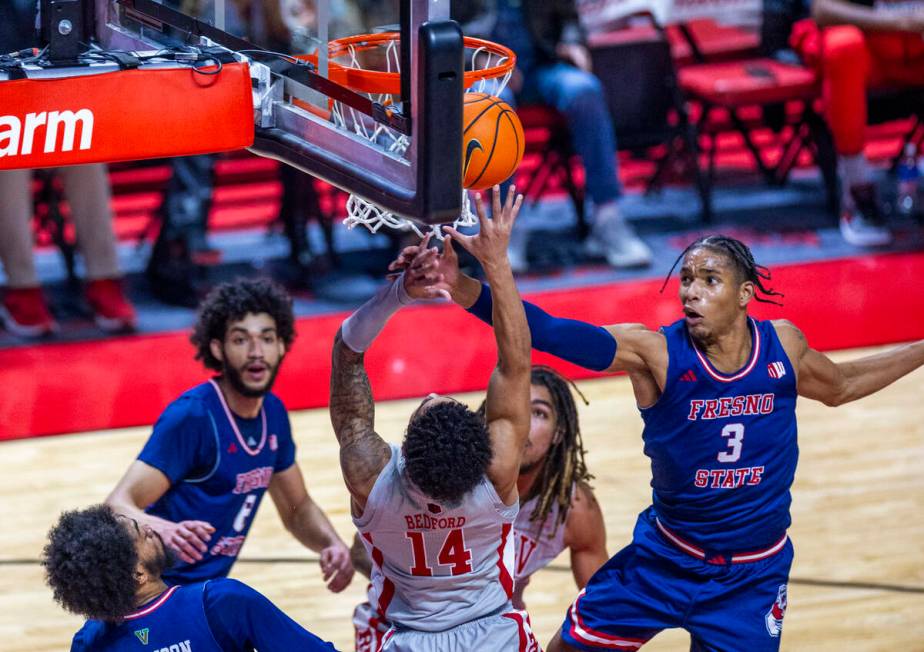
[454,0,653,270]
[0,165,137,337]
[795,0,924,246]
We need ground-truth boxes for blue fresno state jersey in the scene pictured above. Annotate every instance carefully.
[640,318,798,551]
[139,380,296,583]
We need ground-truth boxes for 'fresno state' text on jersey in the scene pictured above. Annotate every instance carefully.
[354,444,517,632]
[139,380,296,583]
[640,318,798,551]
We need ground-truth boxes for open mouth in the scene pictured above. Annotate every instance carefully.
[244,363,268,382]
[684,307,704,324]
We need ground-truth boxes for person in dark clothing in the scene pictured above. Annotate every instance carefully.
[453,0,653,271]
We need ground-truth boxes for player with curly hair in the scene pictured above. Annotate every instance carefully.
[43,504,336,651]
[350,365,608,651]
[106,278,353,590]
[329,188,540,650]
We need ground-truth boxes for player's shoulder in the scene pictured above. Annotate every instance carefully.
[261,390,289,415]
[564,481,605,546]
[70,619,109,651]
[154,384,213,430]
[568,481,602,519]
[769,319,807,350]
[204,577,253,599]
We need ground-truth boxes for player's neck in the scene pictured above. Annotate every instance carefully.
[134,579,169,610]
[517,467,541,502]
[216,376,264,418]
[697,314,752,373]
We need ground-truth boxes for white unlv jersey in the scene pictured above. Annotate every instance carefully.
[513,492,567,582]
[353,444,518,632]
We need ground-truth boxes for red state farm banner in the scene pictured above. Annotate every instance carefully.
[0,61,254,170]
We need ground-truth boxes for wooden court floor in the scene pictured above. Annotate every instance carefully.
[1,346,922,651]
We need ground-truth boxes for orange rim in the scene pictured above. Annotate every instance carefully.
[294,33,515,96]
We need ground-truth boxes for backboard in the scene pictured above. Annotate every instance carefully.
[92,0,464,226]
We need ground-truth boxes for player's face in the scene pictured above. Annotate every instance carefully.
[520,384,558,474]
[119,516,172,579]
[678,248,748,342]
[216,312,286,398]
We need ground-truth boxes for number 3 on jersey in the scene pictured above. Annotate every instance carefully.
[717,423,744,463]
[406,529,472,576]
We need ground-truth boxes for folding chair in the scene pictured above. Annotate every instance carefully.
[678,57,839,214]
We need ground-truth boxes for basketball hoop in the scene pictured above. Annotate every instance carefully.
[299,33,515,237]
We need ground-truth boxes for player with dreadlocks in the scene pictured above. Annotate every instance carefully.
[396,232,924,651]
[350,365,608,651]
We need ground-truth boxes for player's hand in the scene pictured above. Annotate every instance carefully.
[319,542,354,593]
[444,185,524,273]
[155,519,215,564]
[388,233,454,300]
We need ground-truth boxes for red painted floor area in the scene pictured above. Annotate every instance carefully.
[2,252,923,440]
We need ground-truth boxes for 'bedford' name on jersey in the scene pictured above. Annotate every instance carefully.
[687,394,774,421]
[694,466,765,488]
[233,466,274,494]
[404,513,467,530]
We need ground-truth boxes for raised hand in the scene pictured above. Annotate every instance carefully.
[153,519,215,564]
[384,233,452,300]
[443,185,524,274]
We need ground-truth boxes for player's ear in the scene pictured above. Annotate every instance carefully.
[739,281,755,308]
[210,339,224,363]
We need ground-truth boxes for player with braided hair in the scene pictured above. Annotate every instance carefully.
[396,232,924,651]
[507,366,606,610]
[351,365,608,651]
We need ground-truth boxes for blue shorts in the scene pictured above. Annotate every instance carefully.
[560,508,793,652]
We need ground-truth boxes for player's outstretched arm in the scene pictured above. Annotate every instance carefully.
[330,256,432,512]
[393,234,663,377]
[268,464,354,592]
[445,187,531,504]
[106,461,214,564]
[203,578,338,652]
[774,320,924,406]
[564,483,608,589]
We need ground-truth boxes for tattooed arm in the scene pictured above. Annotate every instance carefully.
[330,328,392,514]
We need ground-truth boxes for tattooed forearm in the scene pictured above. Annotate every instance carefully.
[330,332,375,440]
[330,330,391,496]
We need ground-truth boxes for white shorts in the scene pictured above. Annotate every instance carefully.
[381,609,540,652]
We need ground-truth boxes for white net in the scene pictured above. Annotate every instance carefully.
[330,36,513,237]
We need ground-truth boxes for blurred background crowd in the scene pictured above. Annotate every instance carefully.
[2,0,923,341]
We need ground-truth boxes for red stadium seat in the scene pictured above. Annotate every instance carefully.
[678,58,839,214]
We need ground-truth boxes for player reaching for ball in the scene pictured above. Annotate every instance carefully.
[329,187,541,650]
[397,232,924,651]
